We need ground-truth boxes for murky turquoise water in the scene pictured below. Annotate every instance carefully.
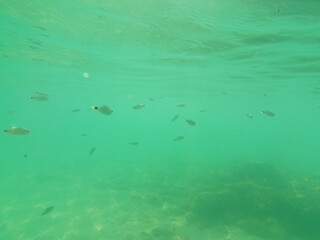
[1,0,320,239]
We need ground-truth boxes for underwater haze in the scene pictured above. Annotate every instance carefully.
[1,0,320,239]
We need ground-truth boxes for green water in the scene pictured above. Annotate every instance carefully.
[1,0,320,239]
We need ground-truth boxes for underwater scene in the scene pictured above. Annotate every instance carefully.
[1,0,320,239]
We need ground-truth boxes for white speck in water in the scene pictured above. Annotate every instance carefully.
[83,72,89,78]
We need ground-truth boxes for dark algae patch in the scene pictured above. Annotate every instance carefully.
[188,162,320,240]
[42,206,54,215]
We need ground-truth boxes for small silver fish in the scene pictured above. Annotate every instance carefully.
[36,92,49,97]
[133,104,145,110]
[23,154,28,158]
[171,114,179,123]
[261,110,276,117]
[129,142,139,146]
[42,206,54,215]
[30,95,48,101]
[3,127,30,135]
[247,113,253,119]
[89,147,96,156]
[92,105,113,115]
[176,104,185,108]
[186,119,196,126]
[174,136,184,141]
[72,109,80,113]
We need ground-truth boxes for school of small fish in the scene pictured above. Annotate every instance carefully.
[2,90,279,156]
[1,88,282,219]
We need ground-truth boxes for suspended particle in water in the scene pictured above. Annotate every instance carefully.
[83,72,89,78]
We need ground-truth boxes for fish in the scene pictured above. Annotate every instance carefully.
[129,142,139,146]
[89,147,96,156]
[32,25,46,31]
[132,104,145,110]
[200,109,206,113]
[186,119,196,126]
[174,136,184,141]
[42,206,54,215]
[32,58,44,62]
[92,105,113,115]
[247,113,253,119]
[72,109,80,113]
[3,127,30,135]
[30,95,48,101]
[81,133,87,137]
[261,110,276,117]
[176,104,185,108]
[36,92,49,97]
[23,154,28,158]
[171,114,179,123]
